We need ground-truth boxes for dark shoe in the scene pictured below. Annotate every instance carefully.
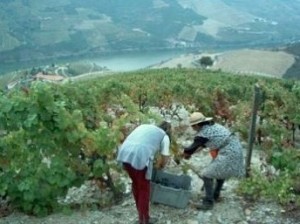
[148,217,158,224]
[135,217,158,224]
[195,200,214,210]
[213,191,220,201]
[214,195,224,203]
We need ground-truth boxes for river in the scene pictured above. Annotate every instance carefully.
[0,50,190,75]
[89,50,188,72]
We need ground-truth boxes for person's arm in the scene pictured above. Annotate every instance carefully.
[183,136,208,159]
[157,135,170,169]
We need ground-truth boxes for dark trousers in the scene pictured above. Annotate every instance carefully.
[124,163,150,224]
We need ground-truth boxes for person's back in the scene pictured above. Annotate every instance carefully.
[117,124,166,170]
[197,123,231,149]
[122,124,166,150]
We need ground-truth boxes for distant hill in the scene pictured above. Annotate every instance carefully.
[1,0,300,67]
[283,42,300,79]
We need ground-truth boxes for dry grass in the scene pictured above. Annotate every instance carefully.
[151,49,296,78]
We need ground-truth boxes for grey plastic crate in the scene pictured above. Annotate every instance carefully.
[150,169,191,209]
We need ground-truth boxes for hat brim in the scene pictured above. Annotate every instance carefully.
[190,117,213,126]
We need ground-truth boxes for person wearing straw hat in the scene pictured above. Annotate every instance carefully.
[182,112,245,210]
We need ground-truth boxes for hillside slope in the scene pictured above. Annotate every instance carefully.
[283,42,300,79]
[0,150,298,224]
[0,68,299,223]
[1,0,300,66]
[150,48,298,79]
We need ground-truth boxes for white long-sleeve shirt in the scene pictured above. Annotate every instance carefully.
[117,124,170,171]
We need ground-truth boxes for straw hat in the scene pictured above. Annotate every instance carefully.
[189,112,213,126]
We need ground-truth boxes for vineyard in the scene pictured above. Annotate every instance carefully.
[0,68,299,217]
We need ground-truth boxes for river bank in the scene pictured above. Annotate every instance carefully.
[0,49,190,75]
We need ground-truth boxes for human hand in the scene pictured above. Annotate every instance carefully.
[182,152,191,160]
[155,163,164,170]
[155,155,169,169]
[174,156,181,165]
[154,157,163,169]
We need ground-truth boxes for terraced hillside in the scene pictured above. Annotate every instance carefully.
[1,0,300,68]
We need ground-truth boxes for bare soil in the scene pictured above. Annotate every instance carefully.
[151,49,295,78]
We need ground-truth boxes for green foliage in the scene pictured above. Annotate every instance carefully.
[0,83,90,215]
[237,169,270,201]
[198,56,213,67]
[0,68,299,216]
[237,169,298,206]
[271,150,300,172]
[239,149,300,206]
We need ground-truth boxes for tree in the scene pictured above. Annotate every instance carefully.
[199,56,213,68]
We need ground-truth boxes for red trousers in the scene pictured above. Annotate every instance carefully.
[123,163,150,224]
